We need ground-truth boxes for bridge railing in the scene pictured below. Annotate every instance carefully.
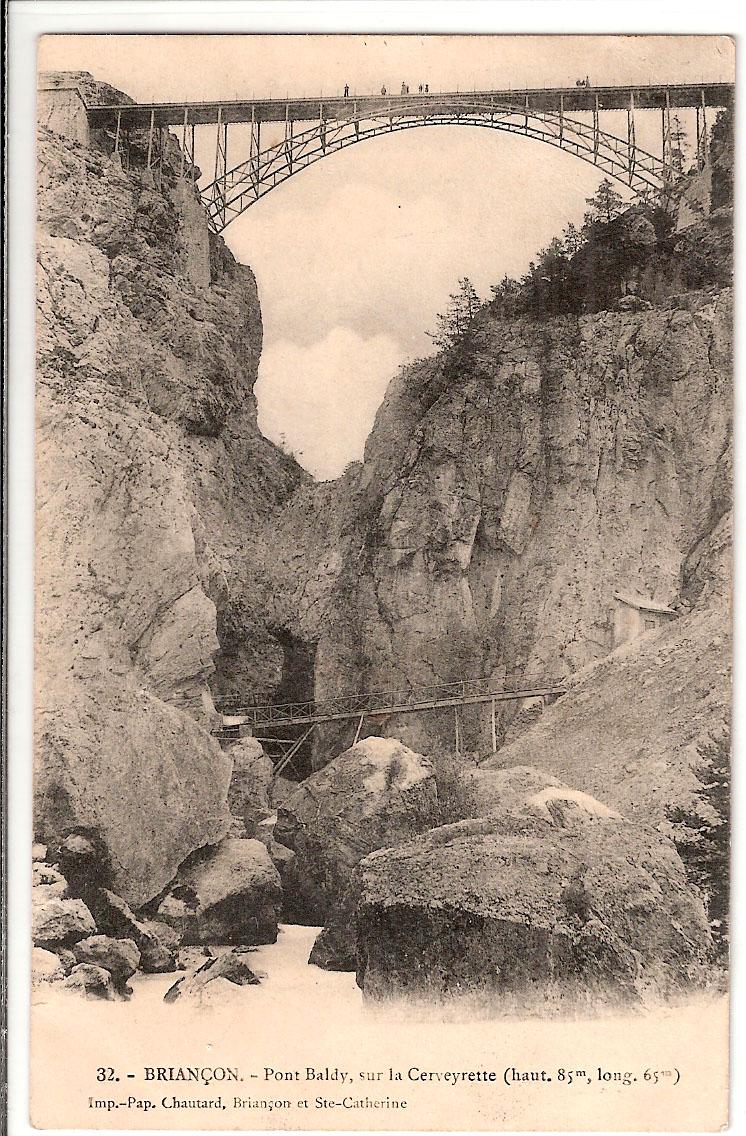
[216,671,567,726]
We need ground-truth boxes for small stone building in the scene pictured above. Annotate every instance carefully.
[612,592,676,648]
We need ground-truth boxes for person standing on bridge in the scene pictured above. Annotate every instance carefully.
[418,83,423,94]
[343,83,349,98]
[425,83,429,93]
[401,81,406,95]
[381,84,387,96]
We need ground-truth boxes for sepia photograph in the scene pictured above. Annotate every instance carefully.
[9,20,736,1132]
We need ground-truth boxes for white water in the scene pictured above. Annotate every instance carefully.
[130,924,362,1014]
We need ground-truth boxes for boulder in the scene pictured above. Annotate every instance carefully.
[55,832,111,895]
[138,918,181,971]
[32,863,68,897]
[270,775,297,809]
[32,896,97,946]
[63,963,118,1000]
[275,737,439,936]
[72,935,140,990]
[156,886,200,942]
[31,947,65,987]
[138,931,177,974]
[617,294,653,312]
[177,945,214,971]
[354,777,712,1007]
[227,737,274,832]
[88,888,177,973]
[54,948,77,975]
[464,765,565,816]
[175,838,282,945]
[164,948,261,1003]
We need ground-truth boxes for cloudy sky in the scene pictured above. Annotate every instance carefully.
[40,35,733,478]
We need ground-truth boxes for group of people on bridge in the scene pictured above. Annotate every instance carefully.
[342,82,430,98]
[342,78,590,97]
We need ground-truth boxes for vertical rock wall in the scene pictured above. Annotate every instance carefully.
[266,290,732,775]
[35,82,302,905]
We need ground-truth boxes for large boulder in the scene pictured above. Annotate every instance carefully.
[32,895,97,947]
[172,838,282,945]
[275,737,440,942]
[72,935,140,991]
[463,765,565,815]
[32,863,68,897]
[354,775,711,1007]
[88,888,177,973]
[31,947,65,987]
[63,963,119,1000]
[227,737,274,834]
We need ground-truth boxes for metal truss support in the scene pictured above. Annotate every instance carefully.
[353,714,365,745]
[284,103,294,173]
[113,108,122,155]
[250,105,261,193]
[662,89,673,187]
[201,98,676,232]
[179,106,196,180]
[213,106,228,227]
[627,90,637,186]
[696,88,709,171]
[454,706,461,757]
[273,723,316,780]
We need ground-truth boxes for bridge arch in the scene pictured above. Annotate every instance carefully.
[201,99,672,232]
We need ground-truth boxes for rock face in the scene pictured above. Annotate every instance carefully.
[266,286,732,813]
[485,599,730,827]
[354,774,712,1007]
[35,78,302,906]
[274,737,440,966]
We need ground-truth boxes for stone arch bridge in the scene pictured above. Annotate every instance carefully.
[83,82,733,233]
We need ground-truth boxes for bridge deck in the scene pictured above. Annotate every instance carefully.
[218,682,568,730]
[86,82,733,130]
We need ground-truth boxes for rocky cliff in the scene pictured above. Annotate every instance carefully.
[35,79,302,905]
[36,73,732,915]
[267,282,731,813]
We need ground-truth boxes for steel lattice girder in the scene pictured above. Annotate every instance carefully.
[199,101,676,231]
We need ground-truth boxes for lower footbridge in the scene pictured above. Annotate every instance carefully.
[214,675,568,777]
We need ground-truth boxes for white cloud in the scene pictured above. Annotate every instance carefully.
[256,327,403,480]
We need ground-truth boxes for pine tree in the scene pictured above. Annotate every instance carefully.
[667,736,730,954]
[583,176,625,226]
[562,221,584,256]
[428,277,482,350]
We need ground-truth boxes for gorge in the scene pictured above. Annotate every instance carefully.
[32,73,732,1008]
